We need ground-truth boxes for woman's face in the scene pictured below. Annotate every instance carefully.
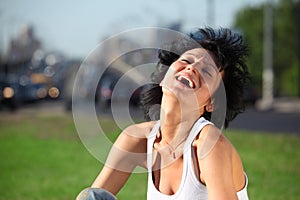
[160,48,223,114]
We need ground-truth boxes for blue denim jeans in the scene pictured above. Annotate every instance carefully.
[77,188,117,200]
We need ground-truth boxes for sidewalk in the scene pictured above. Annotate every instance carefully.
[272,98,300,113]
[256,98,300,113]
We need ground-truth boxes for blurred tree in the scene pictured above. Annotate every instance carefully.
[234,0,299,97]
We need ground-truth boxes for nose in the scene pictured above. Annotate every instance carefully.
[186,63,198,75]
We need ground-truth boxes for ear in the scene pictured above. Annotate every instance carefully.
[205,101,214,112]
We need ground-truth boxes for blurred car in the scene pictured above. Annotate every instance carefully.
[19,82,48,102]
[0,74,21,110]
[0,73,51,111]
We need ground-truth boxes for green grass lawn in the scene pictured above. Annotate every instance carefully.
[0,113,299,200]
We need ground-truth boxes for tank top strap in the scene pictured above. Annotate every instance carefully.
[184,117,213,149]
[147,120,160,171]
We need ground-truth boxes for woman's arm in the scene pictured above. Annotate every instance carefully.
[91,122,152,195]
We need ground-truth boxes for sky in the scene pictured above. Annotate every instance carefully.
[0,0,267,59]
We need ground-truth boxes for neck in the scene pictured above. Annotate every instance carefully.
[159,94,200,143]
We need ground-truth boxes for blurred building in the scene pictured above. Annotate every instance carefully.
[4,24,41,68]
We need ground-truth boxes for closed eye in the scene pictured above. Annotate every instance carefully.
[202,68,213,77]
[180,59,191,64]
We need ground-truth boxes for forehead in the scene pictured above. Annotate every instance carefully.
[182,48,211,59]
[182,48,220,69]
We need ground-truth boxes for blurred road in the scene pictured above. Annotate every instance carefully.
[229,108,300,134]
[1,99,299,135]
[230,98,300,134]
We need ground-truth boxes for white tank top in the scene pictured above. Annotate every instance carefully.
[147,117,249,200]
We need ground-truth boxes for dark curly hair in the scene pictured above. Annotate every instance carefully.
[141,27,249,128]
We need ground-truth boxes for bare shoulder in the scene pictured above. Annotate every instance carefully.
[115,121,157,153]
[110,121,157,168]
[193,124,231,157]
[123,120,157,138]
[193,124,246,192]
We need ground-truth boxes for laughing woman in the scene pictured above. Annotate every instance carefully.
[77,27,250,200]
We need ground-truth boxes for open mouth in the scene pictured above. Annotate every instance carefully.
[176,75,195,89]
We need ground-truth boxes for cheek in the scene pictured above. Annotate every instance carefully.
[196,89,211,103]
[206,75,222,94]
[170,61,184,72]
[195,80,217,105]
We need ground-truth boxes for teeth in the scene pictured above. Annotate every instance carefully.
[177,76,195,88]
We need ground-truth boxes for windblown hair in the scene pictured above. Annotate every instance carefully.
[141,27,250,128]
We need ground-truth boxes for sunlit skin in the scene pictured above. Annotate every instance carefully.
[90,48,246,200]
